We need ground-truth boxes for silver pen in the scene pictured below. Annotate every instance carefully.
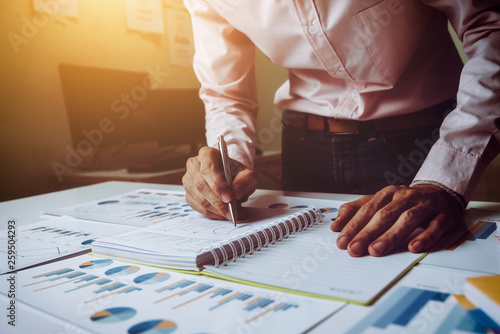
[218,135,238,226]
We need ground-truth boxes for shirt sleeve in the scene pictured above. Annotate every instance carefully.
[183,0,259,169]
[413,0,500,203]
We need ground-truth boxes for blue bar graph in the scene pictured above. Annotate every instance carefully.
[156,279,196,293]
[210,293,253,310]
[468,221,497,241]
[346,287,491,333]
[65,278,113,292]
[210,288,232,298]
[95,282,127,293]
[179,283,213,296]
[244,297,274,311]
[33,268,74,278]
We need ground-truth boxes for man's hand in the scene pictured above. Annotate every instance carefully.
[182,146,258,221]
[330,185,464,257]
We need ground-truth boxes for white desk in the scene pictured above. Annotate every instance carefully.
[1,182,499,334]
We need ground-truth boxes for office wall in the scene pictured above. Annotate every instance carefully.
[0,2,497,202]
[0,0,287,201]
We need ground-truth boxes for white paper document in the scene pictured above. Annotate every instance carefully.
[0,216,136,273]
[44,189,196,227]
[126,0,164,33]
[0,254,344,334]
[311,266,491,334]
[421,209,500,275]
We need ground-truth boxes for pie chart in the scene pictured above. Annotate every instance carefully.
[105,265,140,276]
[90,307,137,323]
[134,272,171,285]
[320,207,338,214]
[81,239,96,245]
[79,259,113,269]
[269,203,288,209]
[128,320,177,334]
[98,200,120,205]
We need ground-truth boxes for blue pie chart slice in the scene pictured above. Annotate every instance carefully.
[269,203,288,209]
[91,307,137,323]
[98,200,120,205]
[81,238,96,245]
[79,259,113,269]
[105,265,140,276]
[134,272,171,285]
[320,207,338,214]
[128,320,177,334]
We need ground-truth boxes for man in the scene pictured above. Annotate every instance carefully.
[181,0,500,257]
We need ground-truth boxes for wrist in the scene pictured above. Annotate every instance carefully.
[410,180,466,212]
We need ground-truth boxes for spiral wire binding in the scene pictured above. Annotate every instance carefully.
[205,206,322,267]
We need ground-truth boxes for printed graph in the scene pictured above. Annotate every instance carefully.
[346,286,490,333]
[447,221,498,250]
[45,189,196,227]
[23,266,143,301]
[90,307,137,323]
[128,320,178,334]
[153,277,299,324]
[11,254,342,334]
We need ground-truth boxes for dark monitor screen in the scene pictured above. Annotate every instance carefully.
[58,63,205,154]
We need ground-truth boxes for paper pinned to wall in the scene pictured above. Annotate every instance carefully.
[166,9,195,67]
[126,0,165,34]
[33,0,79,18]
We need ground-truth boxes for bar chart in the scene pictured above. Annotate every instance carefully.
[44,189,197,227]
[3,254,343,334]
[345,286,488,333]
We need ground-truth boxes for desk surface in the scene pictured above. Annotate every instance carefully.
[2,181,500,227]
[1,182,500,334]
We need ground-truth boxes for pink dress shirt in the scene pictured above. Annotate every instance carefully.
[184,0,500,202]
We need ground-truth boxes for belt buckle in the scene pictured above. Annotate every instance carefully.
[324,117,359,135]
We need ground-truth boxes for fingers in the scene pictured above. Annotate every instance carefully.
[233,168,258,201]
[366,203,429,257]
[330,185,461,257]
[334,189,396,253]
[182,146,257,221]
[408,213,453,253]
[197,147,232,203]
[183,163,228,220]
[330,196,372,232]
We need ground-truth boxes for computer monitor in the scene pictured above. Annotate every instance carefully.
[58,63,205,169]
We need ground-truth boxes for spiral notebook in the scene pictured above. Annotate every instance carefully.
[92,207,322,271]
[92,204,423,305]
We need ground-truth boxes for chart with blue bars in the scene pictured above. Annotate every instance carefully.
[421,219,500,275]
[46,189,197,226]
[19,224,97,247]
[14,255,325,333]
[346,286,494,334]
[467,221,497,241]
[26,265,143,300]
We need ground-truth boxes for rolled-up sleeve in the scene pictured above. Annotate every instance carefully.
[184,0,259,168]
[414,0,500,202]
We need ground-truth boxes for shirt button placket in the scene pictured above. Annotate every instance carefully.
[308,24,318,35]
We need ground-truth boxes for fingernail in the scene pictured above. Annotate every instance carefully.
[221,192,231,203]
[337,235,349,249]
[411,241,423,253]
[349,242,364,256]
[371,242,386,256]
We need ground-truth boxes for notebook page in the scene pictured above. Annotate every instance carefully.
[93,207,300,256]
[203,221,423,304]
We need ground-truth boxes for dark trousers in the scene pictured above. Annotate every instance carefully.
[281,118,441,195]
